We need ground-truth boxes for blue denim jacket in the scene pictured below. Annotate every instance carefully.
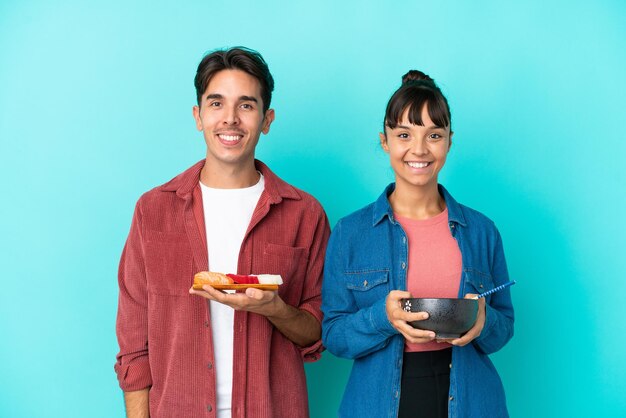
[321,184,514,418]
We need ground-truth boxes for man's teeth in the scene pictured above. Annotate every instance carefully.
[219,134,241,142]
[407,162,430,168]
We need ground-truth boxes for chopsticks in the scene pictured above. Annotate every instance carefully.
[472,280,516,299]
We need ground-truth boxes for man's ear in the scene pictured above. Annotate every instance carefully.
[261,109,275,134]
[379,132,389,153]
[192,105,202,131]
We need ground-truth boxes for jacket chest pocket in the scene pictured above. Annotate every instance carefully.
[345,269,389,309]
[257,242,309,296]
[462,268,495,298]
[144,230,194,296]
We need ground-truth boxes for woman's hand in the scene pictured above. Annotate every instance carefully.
[450,294,486,346]
[386,290,436,344]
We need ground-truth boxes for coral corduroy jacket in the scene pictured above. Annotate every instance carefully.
[115,159,330,417]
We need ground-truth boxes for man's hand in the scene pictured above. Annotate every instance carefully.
[386,290,436,344]
[189,285,281,316]
[189,285,320,347]
[450,294,486,346]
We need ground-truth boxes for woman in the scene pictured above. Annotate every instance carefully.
[321,70,514,418]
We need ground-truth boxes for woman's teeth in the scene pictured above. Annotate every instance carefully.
[407,162,430,168]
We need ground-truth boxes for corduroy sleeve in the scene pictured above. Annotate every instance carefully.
[296,202,331,361]
[114,199,153,391]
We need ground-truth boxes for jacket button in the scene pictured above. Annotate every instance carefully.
[449,396,454,401]
[363,280,368,287]
[449,363,452,369]
[401,262,406,269]
[402,237,406,244]
[207,362,213,369]
[207,404,213,412]
[204,320,209,327]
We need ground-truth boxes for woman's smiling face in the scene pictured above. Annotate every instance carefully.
[380,103,452,190]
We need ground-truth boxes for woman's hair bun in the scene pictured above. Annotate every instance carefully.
[402,70,434,84]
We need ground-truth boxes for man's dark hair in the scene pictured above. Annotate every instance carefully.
[194,46,275,112]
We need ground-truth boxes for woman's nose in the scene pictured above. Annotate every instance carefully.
[410,138,428,155]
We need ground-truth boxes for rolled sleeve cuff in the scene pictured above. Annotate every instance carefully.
[479,304,497,338]
[370,297,397,337]
[298,302,324,362]
[474,304,498,351]
[115,357,153,392]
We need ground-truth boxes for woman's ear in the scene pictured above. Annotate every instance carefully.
[379,132,389,153]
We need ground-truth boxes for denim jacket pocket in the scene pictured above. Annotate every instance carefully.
[344,269,389,309]
[462,268,495,297]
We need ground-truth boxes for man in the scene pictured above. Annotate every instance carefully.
[115,47,330,418]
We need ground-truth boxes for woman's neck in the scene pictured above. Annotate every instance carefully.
[389,182,445,220]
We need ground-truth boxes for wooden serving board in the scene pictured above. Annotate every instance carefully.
[192,283,279,291]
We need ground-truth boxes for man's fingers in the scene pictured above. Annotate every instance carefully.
[189,286,217,300]
[245,287,266,300]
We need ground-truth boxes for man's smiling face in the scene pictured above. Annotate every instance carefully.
[193,69,275,170]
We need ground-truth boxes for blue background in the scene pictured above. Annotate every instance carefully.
[1,0,625,416]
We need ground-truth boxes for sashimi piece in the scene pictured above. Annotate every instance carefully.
[224,274,283,285]
[226,274,259,284]
[255,274,283,285]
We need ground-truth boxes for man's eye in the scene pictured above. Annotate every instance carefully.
[209,101,221,107]
[398,133,409,139]
[241,103,253,110]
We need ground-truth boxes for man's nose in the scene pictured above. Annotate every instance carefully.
[223,107,239,125]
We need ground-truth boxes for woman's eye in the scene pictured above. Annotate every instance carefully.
[428,133,442,141]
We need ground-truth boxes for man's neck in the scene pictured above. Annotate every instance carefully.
[199,159,260,189]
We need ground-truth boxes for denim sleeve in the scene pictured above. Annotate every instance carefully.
[321,221,398,359]
[473,227,515,354]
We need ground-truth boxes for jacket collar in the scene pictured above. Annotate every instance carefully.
[372,183,467,227]
[160,159,301,203]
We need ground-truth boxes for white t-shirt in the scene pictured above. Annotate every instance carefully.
[200,174,264,418]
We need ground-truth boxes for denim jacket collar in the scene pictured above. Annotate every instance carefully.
[372,183,467,227]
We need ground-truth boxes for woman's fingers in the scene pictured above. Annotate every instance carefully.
[386,290,438,343]
[451,294,486,346]
[400,324,436,343]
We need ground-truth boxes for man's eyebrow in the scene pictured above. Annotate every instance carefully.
[204,94,258,103]
[239,95,258,103]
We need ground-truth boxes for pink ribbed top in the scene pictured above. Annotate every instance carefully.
[395,208,462,352]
